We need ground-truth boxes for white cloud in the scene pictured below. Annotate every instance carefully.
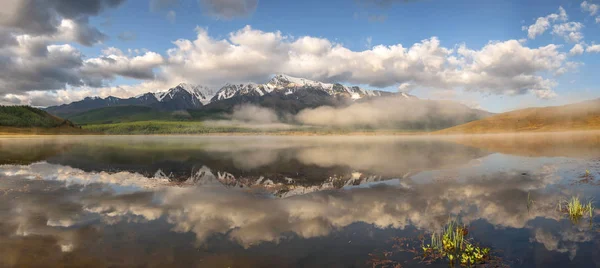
[581,1,600,24]
[581,1,599,16]
[569,43,584,55]
[0,40,92,94]
[0,35,164,98]
[1,16,578,105]
[163,26,568,99]
[82,47,165,80]
[397,82,416,92]
[586,44,600,53]
[552,22,584,43]
[523,7,568,39]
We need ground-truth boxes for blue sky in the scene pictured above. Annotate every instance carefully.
[1,0,600,112]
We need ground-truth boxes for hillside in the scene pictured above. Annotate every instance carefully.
[436,99,600,134]
[67,106,187,125]
[0,106,76,128]
[0,106,85,135]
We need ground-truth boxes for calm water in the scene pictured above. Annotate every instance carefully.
[1,134,600,267]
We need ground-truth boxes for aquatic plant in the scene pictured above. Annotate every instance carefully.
[527,192,534,211]
[422,220,490,267]
[559,196,594,223]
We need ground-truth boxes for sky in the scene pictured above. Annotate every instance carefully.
[1,0,600,113]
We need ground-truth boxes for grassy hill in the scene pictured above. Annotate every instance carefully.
[0,106,85,134]
[67,106,187,125]
[436,99,600,134]
[0,105,76,127]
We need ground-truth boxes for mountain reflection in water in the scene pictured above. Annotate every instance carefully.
[1,134,599,267]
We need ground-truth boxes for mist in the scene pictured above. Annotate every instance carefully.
[231,104,280,124]
[203,104,297,129]
[294,97,488,130]
[204,98,488,131]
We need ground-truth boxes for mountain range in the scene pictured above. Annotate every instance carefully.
[45,74,414,118]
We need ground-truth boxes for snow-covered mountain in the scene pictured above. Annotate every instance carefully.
[155,83,216,105]
[45,74,414,117]
[210,74,414,103]
[46,84,207,117]
[211,83,274,102]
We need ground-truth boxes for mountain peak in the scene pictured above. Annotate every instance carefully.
[167,83,216,105]
[267,74,333,90]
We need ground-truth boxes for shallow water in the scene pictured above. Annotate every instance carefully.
[1,133,600,267]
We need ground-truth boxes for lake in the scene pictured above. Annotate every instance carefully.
[1,133,599,267]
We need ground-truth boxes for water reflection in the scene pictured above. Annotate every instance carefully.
[1,134,599,267]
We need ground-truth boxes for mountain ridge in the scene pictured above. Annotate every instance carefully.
[45,74,417,117]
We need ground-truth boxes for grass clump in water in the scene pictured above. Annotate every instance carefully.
[558,196,594,223]
[422,220,491,267]
[527,192,535,212]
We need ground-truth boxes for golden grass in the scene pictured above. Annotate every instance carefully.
[435,99,600,134]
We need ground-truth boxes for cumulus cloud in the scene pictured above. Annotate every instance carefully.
[199,0,258,19]
[0,0,167,101]
[523,7,567,39]
[0,0,125,45]
[0,40,164,97]
[163,26,568,99]
[569,43,584,55]
[82,47,165,80]
[0,42,92,94]
[552,22,584,43]
[586,44,600,53]
[7,21,571,104]
[581,1,599,16]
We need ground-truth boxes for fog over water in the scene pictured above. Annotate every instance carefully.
[1,133,600,267]
[203,99,489,130]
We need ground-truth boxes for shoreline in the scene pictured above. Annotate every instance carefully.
[2,128,600,137]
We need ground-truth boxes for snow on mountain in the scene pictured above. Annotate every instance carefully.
[265,74,334,90]
[176,83,216,105]
[46,75,414,115]
[210,74,412,102]
[150,83,216,108]
[212,83,274,102]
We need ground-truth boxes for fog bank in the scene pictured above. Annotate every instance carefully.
[295,98,487,129]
